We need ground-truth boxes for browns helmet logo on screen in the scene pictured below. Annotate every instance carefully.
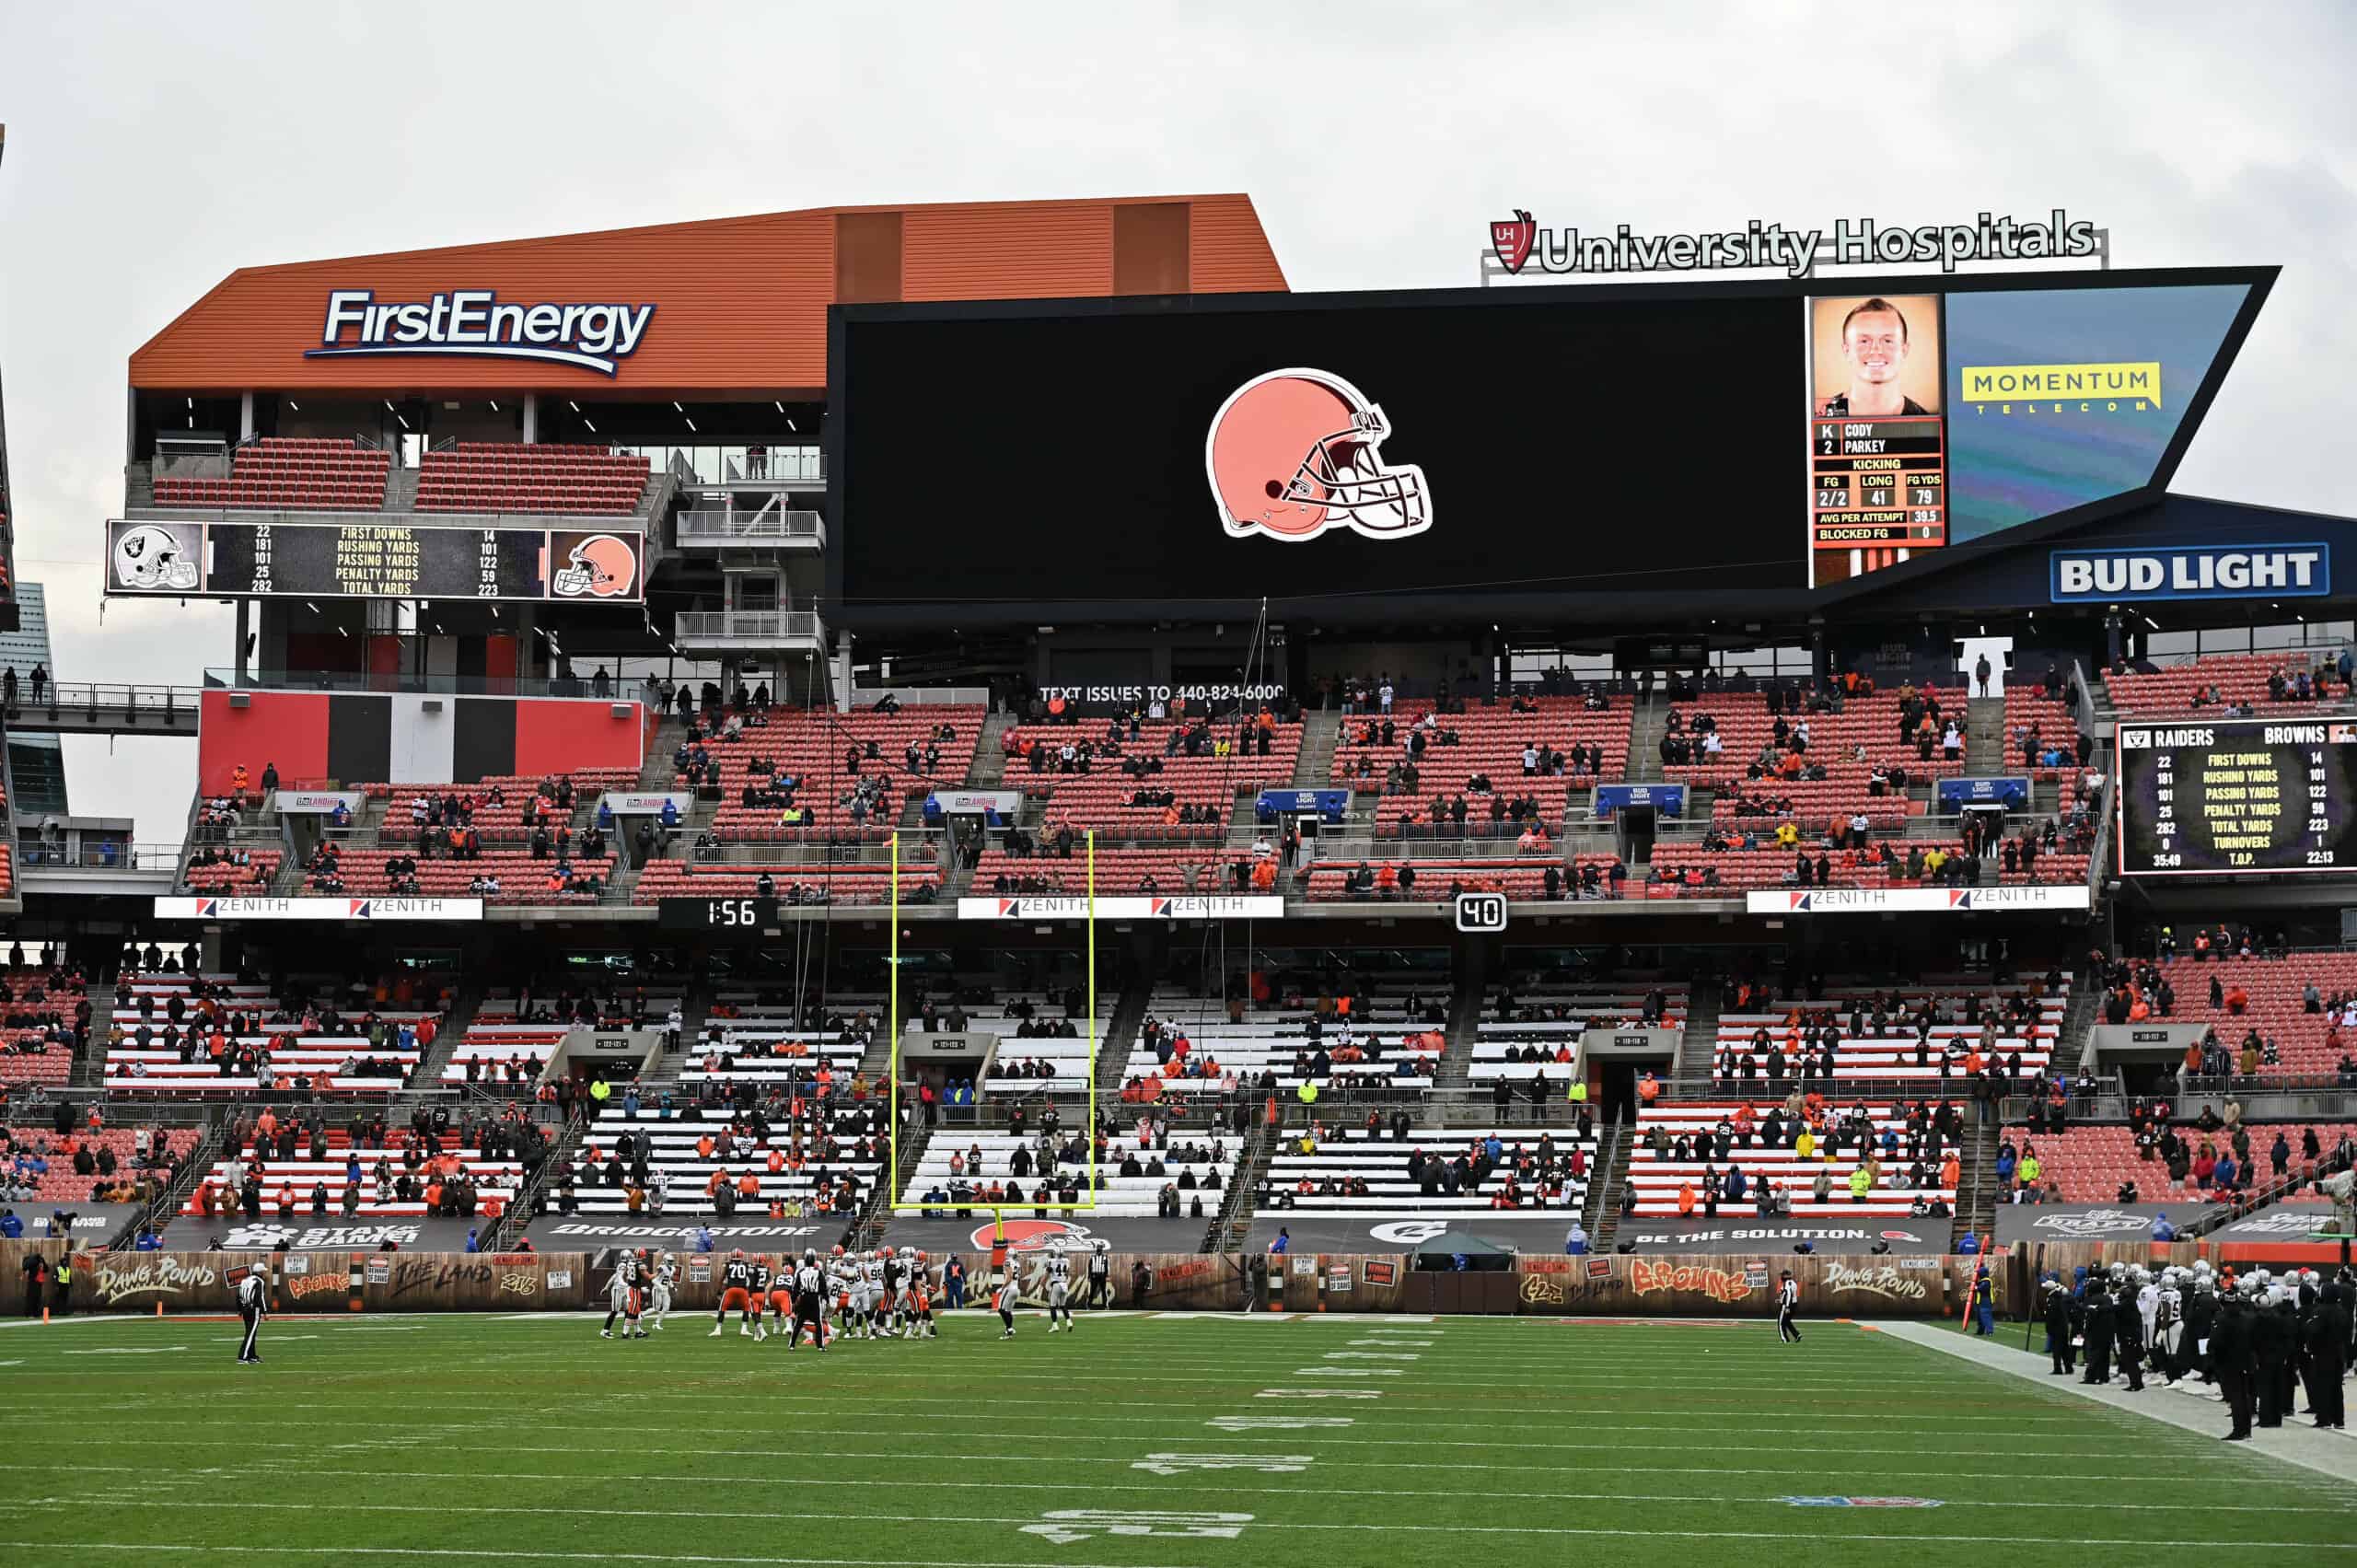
[550,532,639,598]
[1207,368,1432,544]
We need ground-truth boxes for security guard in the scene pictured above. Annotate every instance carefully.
[2213,1281,2257,1441]
[2113,1274,2146,1391]
[236,1262,269,1365]
[2305,1282,2349,1429]
[2253,1283,2292,1428]
[2080,1275,2113,1385]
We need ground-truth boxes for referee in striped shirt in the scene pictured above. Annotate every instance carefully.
[236,1264,269,1365]
[1777,1270,1801,1343]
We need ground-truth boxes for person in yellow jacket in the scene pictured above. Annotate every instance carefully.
[1848,1165,1872,1202]
[1794,1128,1815,1160]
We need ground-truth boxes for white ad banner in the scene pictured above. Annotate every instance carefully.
[271,791,363,816]
[1745,886,2090,915]
[153,896,486,923]
[956,895,1283,922]
[598,792,691,816]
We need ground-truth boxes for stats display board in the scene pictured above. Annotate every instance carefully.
[2116,717,2357,877]
[105,519,644,602]
[830,269,2262,622]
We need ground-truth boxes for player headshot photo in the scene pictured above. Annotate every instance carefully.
[1811,294,1942,418]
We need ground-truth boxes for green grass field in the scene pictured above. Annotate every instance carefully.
[2,1307,2351,1565]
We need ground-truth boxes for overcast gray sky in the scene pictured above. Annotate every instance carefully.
[2,0,2352,842]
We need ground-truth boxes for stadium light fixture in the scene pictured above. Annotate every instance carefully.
[672,401,684,412]
[488,401,498,412]
[684,418,697,433]
[582,419,597,434]
[773,401,784,413]
[286,401,299,412]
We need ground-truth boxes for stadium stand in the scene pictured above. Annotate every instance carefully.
[565,1098,888,1219]
[371,772,644,844]
[691,706,983,841]
[1706,977,2067,1086]
[1629,1099,1965,1216]
[1303,854,1625,902]
[182,1116,527,1220]
[1993,1121,2357,1203]
[1003,715,1300,836]
[1326,696,1631,835]
[413,443,650,515]
[0,964,88,1088]
[2148,947,2357,1076]
[152,437,391,510]
[1647,837,2089,894]
[2106,650,2349,716]
[102,970,445,1095]
[971,844,1258,897]
[1120,981,1449,1098]
[298,844,617,904]
[2,1123,166,1202]
[180,847,280,893]
[636,858,939,907]
[1471,981,1688,1084]
[898,1126,1240,1219]
[1259,1122,1598,1214]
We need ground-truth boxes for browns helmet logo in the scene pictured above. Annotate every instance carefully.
[1206,368,1431,543]
[968,1218,1096,1254]
[551,533,638,598]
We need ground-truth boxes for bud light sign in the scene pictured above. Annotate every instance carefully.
[2050,543,2328,605]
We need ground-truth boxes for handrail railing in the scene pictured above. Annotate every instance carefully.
[677,508,822,542]
[2,681,202,719]
[675,610,825,642]
[203,669,644,699]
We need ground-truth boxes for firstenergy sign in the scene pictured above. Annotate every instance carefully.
[307,289,656,377]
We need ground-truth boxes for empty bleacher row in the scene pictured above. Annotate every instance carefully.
[299,845,616,904]
[414,443,649,515]
[180,848,280,894]
[1326,697,1632,835]
[1260,1124,1597,1214]
[154,438,390,511]
[1629,1100,1963,1216]
[1706,977,2067,1085]
[1995,1121,2357,1204]
[101,970,446,1095]
[1663,689,1968,835]
[972,845,1260,897]
[898,1128,1239,1218]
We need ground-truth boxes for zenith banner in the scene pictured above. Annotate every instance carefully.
[152,896,484,922]
[1746,887,2089,914]
[955,896,1283,922]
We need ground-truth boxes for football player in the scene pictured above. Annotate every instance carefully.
[1045,1240,1075,1332]
[746,1254,774,1342]
[599,1248,645,1340]
[995,1269,1021,1339]
[766,1253,797,1340]
[712,1248,757,1337]
[648,1251,676,1331]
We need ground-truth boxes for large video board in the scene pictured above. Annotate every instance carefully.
[830,268,2262,622]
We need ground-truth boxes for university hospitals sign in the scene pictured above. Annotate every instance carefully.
[1489,208,2101,277]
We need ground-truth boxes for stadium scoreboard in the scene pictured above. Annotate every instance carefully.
[209,522,543,599]
[105,518,644,602]
[1808,416,1946,552]
[2117,717,2357,877]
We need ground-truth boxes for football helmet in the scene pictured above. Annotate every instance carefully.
[551,532,637,598]
[729,1248,745,1261]
[112,524,202,591]
[1205,368,1431,543]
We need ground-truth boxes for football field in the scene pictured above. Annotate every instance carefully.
[2,1307,2351,1565]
